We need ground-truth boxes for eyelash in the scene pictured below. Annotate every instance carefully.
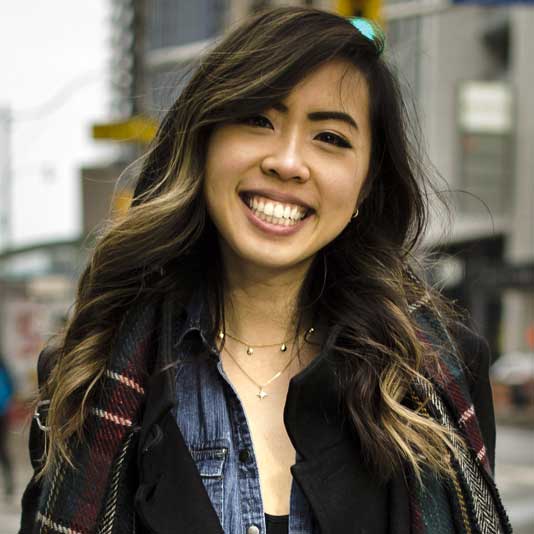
[240,115,352,149]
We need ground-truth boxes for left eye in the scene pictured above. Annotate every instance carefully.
[316,132,352,148]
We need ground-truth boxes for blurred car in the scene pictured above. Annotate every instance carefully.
[490,351,534,418]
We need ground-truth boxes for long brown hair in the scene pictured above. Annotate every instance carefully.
[38,6,462,482]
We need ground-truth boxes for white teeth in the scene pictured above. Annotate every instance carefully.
[244,194,308,222]
[247,197,306,220]
[283,205,291,219]
[264,202,274,216]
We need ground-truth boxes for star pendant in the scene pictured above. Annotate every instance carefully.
[257,388,268,400]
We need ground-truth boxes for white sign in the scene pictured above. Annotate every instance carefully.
[458,82,513,134]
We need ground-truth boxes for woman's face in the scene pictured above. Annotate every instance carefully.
[204,58,372,275]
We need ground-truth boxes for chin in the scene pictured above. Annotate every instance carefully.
[236,247,314,273]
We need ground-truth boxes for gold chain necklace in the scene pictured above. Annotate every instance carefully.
[221,343,299,400]
[217,327,315,356]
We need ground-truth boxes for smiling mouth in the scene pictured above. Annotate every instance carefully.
[239,192,313,226]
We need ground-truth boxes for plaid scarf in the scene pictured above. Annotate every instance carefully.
[33,293,512,534]
[409,303,512,534]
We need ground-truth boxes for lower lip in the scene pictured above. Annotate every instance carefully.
[240,197,312,236]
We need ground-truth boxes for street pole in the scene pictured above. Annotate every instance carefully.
[0,107,11,251]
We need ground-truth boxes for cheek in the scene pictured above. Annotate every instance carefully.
[206,126,253,178]
[204,136,238,203]
[322,170,365,214]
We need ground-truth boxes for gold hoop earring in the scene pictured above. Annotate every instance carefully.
[351,208,359,219]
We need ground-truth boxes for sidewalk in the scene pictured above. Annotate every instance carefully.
[494,424,534,534]
[0,422,32,534]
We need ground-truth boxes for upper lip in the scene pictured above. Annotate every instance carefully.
[240,188,313,211]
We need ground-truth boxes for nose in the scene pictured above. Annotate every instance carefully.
[260,136,310,183]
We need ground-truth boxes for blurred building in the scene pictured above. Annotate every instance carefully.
[385,4,534,359]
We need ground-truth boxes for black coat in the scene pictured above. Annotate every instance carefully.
[20,321,495,534]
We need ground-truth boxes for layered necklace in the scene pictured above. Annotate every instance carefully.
[217,327,315,400]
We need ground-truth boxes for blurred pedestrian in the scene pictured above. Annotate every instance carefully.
[0,352,15,500]
[20,6,511,534]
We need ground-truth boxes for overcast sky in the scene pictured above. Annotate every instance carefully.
[0,0,115,248]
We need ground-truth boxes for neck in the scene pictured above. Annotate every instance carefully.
[221,258,314,345]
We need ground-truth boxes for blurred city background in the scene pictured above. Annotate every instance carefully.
[0,0,532,532]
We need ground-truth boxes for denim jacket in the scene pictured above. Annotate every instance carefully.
[172,288,316,533]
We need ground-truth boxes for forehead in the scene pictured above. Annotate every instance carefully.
[283,59,369,117]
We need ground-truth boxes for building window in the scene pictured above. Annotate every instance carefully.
[146,0,228,51]
[459,132,513,216]
[146,63,194,118]
[457,82,514,217]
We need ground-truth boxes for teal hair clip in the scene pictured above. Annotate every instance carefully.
[349,17,385,54]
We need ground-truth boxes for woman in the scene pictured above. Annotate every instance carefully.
[20,6,511,534]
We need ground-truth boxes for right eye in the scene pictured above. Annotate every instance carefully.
[240,115,273,129]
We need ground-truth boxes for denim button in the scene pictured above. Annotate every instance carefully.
[247,525,260,534]
[239,449,250,463]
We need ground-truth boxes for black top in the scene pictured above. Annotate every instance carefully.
[265,514,289,534]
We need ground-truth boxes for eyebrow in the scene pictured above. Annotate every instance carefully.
[272,102,358,130]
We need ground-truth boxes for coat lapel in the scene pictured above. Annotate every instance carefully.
[291,441,411,534]
[134,292,223,534]
[291,440,389,534]
[135,410,223,534]
[284,333,411,534]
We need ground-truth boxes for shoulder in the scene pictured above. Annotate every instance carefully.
[445,320,497,471]
[445,320,492,397]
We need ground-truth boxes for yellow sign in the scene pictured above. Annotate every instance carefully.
[337,0,382,23]
[113,190,133,217]
[92,116,157,144]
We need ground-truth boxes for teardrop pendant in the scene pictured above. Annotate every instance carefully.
[280,343,287,352]
[246,346,254,356]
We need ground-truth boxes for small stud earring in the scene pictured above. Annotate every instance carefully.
[351,208,359,219]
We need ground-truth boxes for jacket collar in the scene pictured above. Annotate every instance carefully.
[137,290,184,456]
[176,283,218,352]
[139,286,215,448]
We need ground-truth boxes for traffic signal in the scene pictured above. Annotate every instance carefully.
[336,0,382,23]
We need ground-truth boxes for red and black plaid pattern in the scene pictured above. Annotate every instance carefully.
[35,304,157,534]
[411,304,512,534]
